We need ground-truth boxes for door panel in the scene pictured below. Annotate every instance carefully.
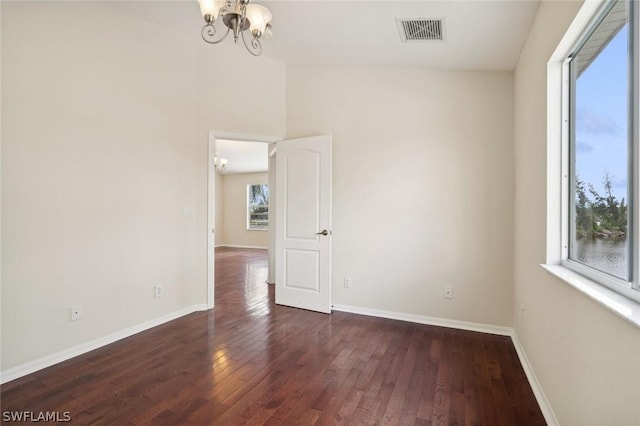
[275,135,332,313]
[285,249,319,291]
[284,150,320,239]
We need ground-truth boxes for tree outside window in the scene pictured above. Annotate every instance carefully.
[566,0,636,290]
[248,184,269,230]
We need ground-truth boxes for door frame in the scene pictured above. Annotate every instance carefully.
[207,130,280,309]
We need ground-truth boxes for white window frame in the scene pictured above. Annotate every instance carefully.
[562,0,639,299]
[247,183,269,231]
[544,0,640,317]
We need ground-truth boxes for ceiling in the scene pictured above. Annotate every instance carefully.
[108,1,542,172]
[109,0,540,71]
[216,139,269,174]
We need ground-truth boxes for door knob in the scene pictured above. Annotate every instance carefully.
[316,230,330,236]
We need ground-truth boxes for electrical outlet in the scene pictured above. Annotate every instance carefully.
[71,305,82,321]
[154,285,164,298]
[444,286,453,299]
[343,276,352,288]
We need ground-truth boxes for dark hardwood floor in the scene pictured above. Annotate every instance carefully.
[1,247,545,425]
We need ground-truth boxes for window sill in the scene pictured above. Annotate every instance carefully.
[541,264,640,329]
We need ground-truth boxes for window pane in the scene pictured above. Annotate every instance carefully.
[570,1,629,280]
[248,184,269,230]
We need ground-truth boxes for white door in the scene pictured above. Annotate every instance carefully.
[275,135,332,313]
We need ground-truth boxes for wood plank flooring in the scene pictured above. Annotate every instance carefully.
[1,247,546,425]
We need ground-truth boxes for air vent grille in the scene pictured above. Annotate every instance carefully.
[396,18,444,42]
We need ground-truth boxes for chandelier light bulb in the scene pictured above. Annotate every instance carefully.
[245,4,272,38]
[198,0,225,22]
[214,154,228,173]
[197,0,272,56]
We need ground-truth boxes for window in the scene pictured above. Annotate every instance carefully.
[247,184,269,230]
[562,0,639,299]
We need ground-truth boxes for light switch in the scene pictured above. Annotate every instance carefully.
[183,207,194,218]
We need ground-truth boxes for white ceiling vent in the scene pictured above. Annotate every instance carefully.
[396,18,445,42]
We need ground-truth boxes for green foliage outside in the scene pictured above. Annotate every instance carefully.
[249,184,269,207]
[575,172,627,239]
[249,184,269,229]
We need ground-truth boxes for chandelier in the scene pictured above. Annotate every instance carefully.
[197,0,273,56]
[214,153,228,173]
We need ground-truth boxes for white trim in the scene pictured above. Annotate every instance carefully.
[547,0,605,264]
[268,143,277,284]
[207,130,281,311]
[633,0,640,294]
[0,304,208,384]
[331,304,512,336]
[547,0,640,305]
[510,332,559,426]
[208,132,216,310]
[218,244,268,250]
[1,299,557,426]
[541,264,640,328]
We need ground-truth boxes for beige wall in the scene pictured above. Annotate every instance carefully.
[513,1,640,424]
[287,66,514,326]
[1,1,285,371]
[219,173,268,248]
[5,4,640,423]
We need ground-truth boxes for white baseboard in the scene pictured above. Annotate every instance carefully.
[332,304,556,425]
[217,245,268,250]
[0,304,209,384]
[1,300,557,426]
[510,332,558,426]
[331,304,513,336]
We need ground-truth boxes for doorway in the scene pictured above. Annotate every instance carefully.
[207,131,278,309]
